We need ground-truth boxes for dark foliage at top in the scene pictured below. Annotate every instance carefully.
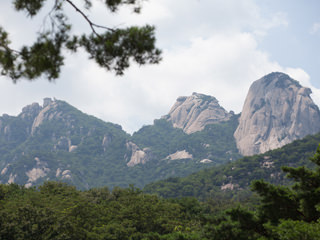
[0,0,161,81]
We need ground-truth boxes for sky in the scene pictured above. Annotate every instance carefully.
[0,0,319,134]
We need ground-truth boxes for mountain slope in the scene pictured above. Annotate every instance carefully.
[132,115,240,165]
[1,72,319,190]
[0,98,131,189]
[144,132,320,200]
[0,98,241,189]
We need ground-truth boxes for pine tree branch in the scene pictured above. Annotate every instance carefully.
[0,43,20,55]
[65,0,115,37]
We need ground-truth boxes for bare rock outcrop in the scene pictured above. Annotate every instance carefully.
[234,72,320,156]
[126,142,151,167]
[31,98,61,135]
[165,150,193,160]
[25,157,50,188]
[163,92,233,134]
[102,134,113,151]
[19,102,42,121]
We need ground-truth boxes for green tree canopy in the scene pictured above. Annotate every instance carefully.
[0,0,161,82]
[208,144,320,239]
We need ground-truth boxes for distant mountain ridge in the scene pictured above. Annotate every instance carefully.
[0,98,130,188]
[161,72,320,156]
[0,72,319,189]
[0,98,240,189]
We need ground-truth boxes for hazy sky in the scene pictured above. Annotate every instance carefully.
[0,0,319,133]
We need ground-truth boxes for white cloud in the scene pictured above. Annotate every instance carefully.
[310,22,320,35]
[265,12,289,29]
[56,31,315,133]
[0,0,319,134]
[284,68,320,107]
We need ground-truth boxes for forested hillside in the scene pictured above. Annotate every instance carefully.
[1,144,320,239]
[0,99,131,189]
[132,115,240,166]
[0,98,241,189]
[144,132,320,201]
[1,73,319,190]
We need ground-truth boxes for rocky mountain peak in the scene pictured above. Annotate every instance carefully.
[19,102,42,121]
[43,97,53,108]
[31,98,61,135]
[234,72,320,156]
[18,98,57,121]
[162,92,233,134]
[261,72,301,88]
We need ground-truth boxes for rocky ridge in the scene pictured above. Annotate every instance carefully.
[162,92,233,134]
[1,72,320,189]
[0,96,237,189]
[234,72,320,156]
[0,98,130,188]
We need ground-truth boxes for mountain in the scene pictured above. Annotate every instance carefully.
[234,72,320,156]
[132,92,240,165]
[1,72,319,190]
[162,92,233,134]
[131,115,240,166]
[144,132,320,200]
[0,98,240,189]
[0,98,131,189]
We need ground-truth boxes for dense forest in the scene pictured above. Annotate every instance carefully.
[1,144,320,239]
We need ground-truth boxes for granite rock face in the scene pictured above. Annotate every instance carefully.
[126,141,151,167]
[234,72,320,156]
[163,92,233,134]
[165,150,193,160]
